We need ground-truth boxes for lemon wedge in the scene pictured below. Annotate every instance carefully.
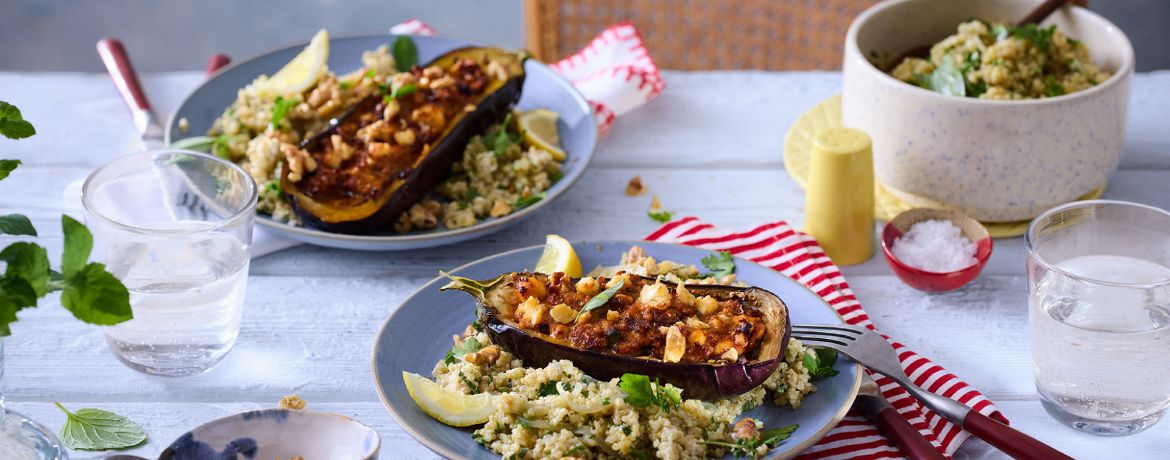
[534,234,582,277]
[255,29,330,97]
[518,109,567,161]
[402,371,495,427]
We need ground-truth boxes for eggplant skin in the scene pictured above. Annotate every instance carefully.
[444,274,792,400]
[285,48,527,234]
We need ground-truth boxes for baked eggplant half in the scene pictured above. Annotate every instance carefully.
[441,272,791,399]
[282,47,527,233]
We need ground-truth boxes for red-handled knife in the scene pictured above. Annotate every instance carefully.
[855,373,945,460]
[96,37,164,146]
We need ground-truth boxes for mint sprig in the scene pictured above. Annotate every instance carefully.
[54,402,147,450]
[0,101,35,139]
[0,159,21,180]
[803,347,840,379]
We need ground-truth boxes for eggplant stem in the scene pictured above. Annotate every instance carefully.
[438,271,505,302]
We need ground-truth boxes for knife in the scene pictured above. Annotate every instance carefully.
[855,372,946,460]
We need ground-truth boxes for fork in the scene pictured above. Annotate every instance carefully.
[793,324,1073,460]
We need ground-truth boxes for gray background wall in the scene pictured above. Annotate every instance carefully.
[0,0,1165,72]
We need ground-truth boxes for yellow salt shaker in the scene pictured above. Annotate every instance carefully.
[804,127,874,265]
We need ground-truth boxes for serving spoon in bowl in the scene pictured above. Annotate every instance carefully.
[882,0,1070,71]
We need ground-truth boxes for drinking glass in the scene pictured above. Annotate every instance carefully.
[1026,200,1170,435]
[82,150,256,376]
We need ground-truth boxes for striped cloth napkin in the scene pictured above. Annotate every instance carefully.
[646,217,1007,459]
[391,20,664,133]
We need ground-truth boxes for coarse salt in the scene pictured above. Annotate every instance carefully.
[891,219,977,273]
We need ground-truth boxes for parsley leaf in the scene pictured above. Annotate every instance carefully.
[1045,75,1066,97]
[514,191,546,209]
[0,101,36,139]
[538,380,560,397]
[444,337,482,364]
[270,96,297,128]
[485,113,524,156]
[1011,23,1057,50]
[648,210,673,223]
[392,36,419,71]
[619,373,681,412]
[802,348,840,379]
[0,213,36,236]
[211,134,233,160]
[575,277,623,322]
[701,251,736,278]
[54,402,147,450]
[0,159,21,180]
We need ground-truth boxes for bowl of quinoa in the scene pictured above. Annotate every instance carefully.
[842,0,1134,222]
[373,241,862,459]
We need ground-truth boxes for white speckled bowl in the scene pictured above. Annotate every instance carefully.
[159,409,380,460]
[842,0,1134,222]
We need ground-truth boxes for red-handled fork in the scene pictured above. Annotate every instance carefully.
[793,324,1074,460]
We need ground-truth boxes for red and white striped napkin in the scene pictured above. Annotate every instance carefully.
[647,217,1007,459]
[391,20,663,133]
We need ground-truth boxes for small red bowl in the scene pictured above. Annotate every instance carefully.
[881,208,993,292]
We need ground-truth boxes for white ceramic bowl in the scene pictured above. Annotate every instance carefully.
[159,409,380,460]
[842,0,1134,222]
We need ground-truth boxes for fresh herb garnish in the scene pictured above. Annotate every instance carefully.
[619,373,681,413]
[630,449,652,460]
[54,402,146,450]
[575,277,624,322]
[270,96,297,128]
[701,423,799,459]
[925,54,966,97]
[701,251,736,278]
[0,159,20,181]
[648,210,673,223]
[1045,75,1066,97]
[485,113,523,156]
[365,69,377,80]
[443,337,482,364]
[565,445,586,456]
[538,380,560,397]
[0,213,36,236]
[392,36,419,71]
[1011,23,1057,50]
[339,80,354,90]
[514,191,546,209]
[459,370,479,394]
[169,136,215,151]
[0,101,35,139]
[803,348,840,378]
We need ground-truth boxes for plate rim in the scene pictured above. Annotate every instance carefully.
[165,33,598,248]
[370,240,862,459]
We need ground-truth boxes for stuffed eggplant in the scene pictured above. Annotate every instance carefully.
[282,47,528,233]
[441,272,791,399]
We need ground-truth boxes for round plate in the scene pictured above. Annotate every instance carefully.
[167,35,597,250]
[160,409,380,460]
[372,240,861,459]
[782,94,1104,237]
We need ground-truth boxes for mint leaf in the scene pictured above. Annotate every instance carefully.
[0,278,37,336]
[803,348,840,379]
[0,101,36,140]
[270,96,297,128]
[61,263,132,325]
[54,402,146,450]
[168,136,216,152]
[392,36,419,71]
[647,210,672,223]
[0,242,50,296]
[701,251,736,278]
[61,215,92,277]
[0,213,36,236]
[443,336,482,365]
[575,277,623,322]
[0,159,20,180]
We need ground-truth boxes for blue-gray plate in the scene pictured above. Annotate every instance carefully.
[372,241,861,459]
[166,35,596,251]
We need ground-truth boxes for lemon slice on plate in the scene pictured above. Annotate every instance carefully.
[255,29,330,97]
[534,234,582,277]
[402,371,495,427]
[518,109,567,161]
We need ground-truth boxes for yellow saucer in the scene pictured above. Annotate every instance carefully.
[783,95,1104,238]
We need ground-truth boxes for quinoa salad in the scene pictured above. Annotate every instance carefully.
[891,20,1111,99]
[202,35,563,232]
[429,247,839,459]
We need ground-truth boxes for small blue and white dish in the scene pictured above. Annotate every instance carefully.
[159,409,379,460]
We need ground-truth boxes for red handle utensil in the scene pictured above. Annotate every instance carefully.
[206,54,231,75]
[963,411,1074,460]
[96,37,163,142]
[874,406,945,459]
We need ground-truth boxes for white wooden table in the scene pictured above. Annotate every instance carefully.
[2,69,1169,459]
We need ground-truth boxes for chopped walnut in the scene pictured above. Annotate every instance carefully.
[278,394,306,411]
[407,202,439,230]
[489,200,512,218]
[486,60,508,81]
[412,104,447,133]
[422,66,445,79]
[463,345,500,365]
[282,144,316,182]
[606,310,620,322]
[383,99,401,120]
[323,134,355,168]
[394,129,416,146]
[626,176,645,196]
[732,418,761,441]
[464,103,477,113]
[650,194,663,211]
[368,141,392,158]
[663,325,685,362]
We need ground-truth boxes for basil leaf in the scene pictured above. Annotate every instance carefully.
[60,263,132,326]
[54,402,146,450]
[61,215,92,277]
[0,242,50,296]
[392,36,419,71]
[575,277,624,322]
[0,213,36,236]
[929,55,965,97]
[0,159,21,181]
[701,251,735,278]
[647,210,672,223]
[0,101,36,140]
[169,136,216,152]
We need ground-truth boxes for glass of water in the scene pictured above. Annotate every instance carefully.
[1026,200,1170,435]
[82,150,256,376]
